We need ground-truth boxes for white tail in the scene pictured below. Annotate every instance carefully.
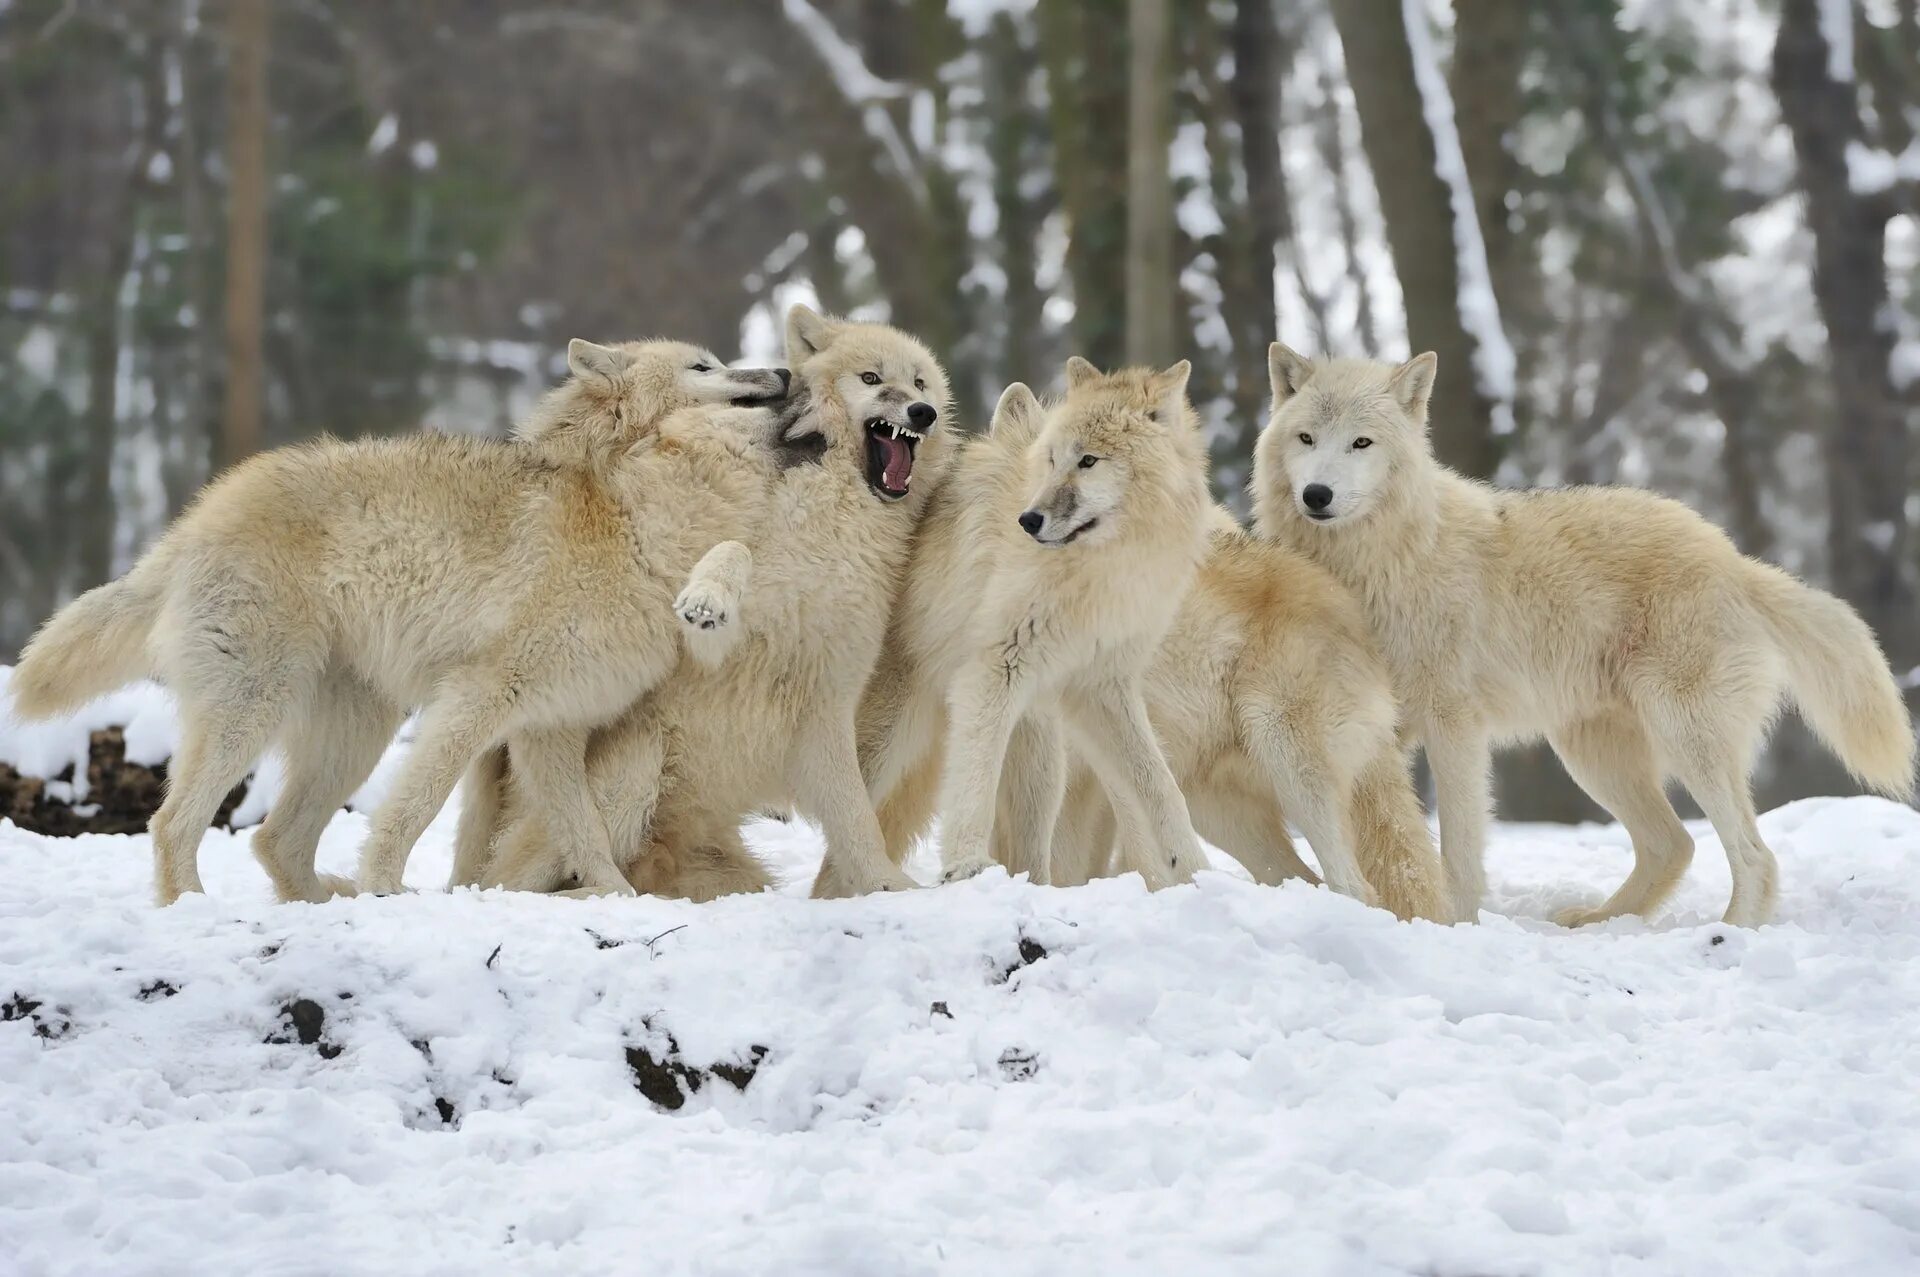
[1747,563,1916,800]
[9,564,162,720]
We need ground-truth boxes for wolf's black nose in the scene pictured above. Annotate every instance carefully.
[1018,511,1045,536]
[776,368,792,392]
[908,401,937,429]
[1302,484,1333,511]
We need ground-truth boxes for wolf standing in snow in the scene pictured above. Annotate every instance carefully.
[860,359,1214,889]
[9,341,791,905]
[462,307,955,901]
[1042,510,1455,922]
[1254,345,1915,927]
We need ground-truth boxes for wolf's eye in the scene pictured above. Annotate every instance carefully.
[690,363,712,373]
[914,377,926,391]
[1298,433,1314,446]
[861,372,881,386]
[1078,454,1099,469]
[1352,437,1373,450]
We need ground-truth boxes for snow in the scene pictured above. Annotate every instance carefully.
[5,692,1920,1273]
[1816,0,1855,83]
[1398,0,1518,436]
[1850,140,1920,196]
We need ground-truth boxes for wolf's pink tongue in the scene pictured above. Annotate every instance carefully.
[880,435,913,490]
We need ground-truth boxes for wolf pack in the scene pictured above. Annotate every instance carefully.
[12,306,1915,931]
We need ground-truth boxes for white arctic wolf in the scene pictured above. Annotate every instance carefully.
[8,340,790,905]
[859,359,1215,889]
[459,307,956,901]
[1254,345,1915,927]
[1043,509,1455,922]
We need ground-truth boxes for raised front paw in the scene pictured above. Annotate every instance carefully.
[675,584,734,632]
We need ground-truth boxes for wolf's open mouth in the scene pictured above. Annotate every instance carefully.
[864,418,924,501]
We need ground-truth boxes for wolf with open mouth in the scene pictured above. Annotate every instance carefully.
[457,306,957,901]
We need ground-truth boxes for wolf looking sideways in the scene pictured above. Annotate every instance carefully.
[1254,345,1915,927]
[460,307,954,901]
[8,341,790,905]
[859,359,1215,891]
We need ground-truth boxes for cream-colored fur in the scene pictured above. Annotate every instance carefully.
[461,307,955,900]
[1252,345,1916,927]
[860,359,1214,890]
[1046,513,1456,922]
[10,340,790,905]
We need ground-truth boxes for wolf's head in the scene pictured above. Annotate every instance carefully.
[517,338,790,463]
[1252,344,1437,531]
[998,356,1205,550]
[782,305,951,503]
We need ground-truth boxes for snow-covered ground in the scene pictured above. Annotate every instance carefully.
[3,693,1918,1274]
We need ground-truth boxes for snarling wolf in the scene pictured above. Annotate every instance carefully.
[10,340,790,904]
[458,307,955,901]
[858,359,1215,890]
[1253,344,1915,926]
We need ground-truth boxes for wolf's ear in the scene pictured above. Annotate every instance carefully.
[567,339,631,392]
[1150,359,1193,425]
[1063,355,1100,391]
[1268,343,1313,405]
[785,304,839,364]
[1388,351,1438,419]
[989,382,1042,441]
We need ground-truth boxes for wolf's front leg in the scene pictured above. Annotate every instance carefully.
[1423,720,1491,920]
[931,667,1027,883]
[675,540,753,668]
[1062,680,1204,889]
[796,705,919,898]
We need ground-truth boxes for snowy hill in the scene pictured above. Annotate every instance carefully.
[2,684,1918,1274]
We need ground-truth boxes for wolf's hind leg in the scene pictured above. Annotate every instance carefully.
[354,674,519,894]
[448,747,509,889]
[1061,681,1205,889]
[1188,783,1318,887]
[497,726,633,896]
[1657,720,1775,927]
[675,540,753,668]
[994,714,1065,881]
[253,675,399,902]
[1549,713,1695,927]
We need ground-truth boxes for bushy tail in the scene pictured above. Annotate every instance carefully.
[1348,749,1458,923]
[1748,563,1916,800]
[9,562,163,720]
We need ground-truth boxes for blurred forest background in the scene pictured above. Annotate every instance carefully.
[1,0,1917,815]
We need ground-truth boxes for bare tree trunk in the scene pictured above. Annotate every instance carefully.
[986,13,1049,388]
[221,0,269,470]
[1773,0,1917,674]
[1449,0,1527,317]
[1223,0,1290,438]
[1329,0,1509,478]
[1124,0,1176,366]
[1041,0,1129,370]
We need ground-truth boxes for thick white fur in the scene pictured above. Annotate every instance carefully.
[1252,345,1916,927]
[859,359,1215,890]
[1046,509,1456,922]
[462,307,956,900]
[11,341,789,905]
